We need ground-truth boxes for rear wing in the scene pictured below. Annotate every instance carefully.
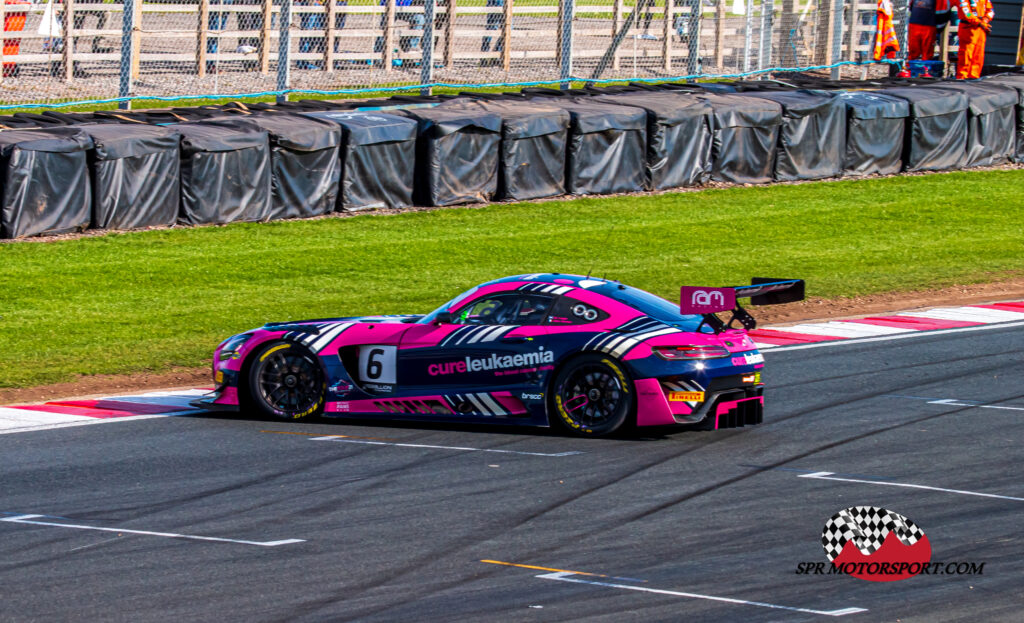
[680,278,805,333]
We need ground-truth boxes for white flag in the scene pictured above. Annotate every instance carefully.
[37,0,61,38]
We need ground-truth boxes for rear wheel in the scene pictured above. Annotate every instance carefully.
[247,341,325,420]
[549,354,634,437]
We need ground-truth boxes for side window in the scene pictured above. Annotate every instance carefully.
[455,294,554,326]
[545,297,609,325]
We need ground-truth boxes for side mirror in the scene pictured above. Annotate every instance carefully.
[433,311,454,325]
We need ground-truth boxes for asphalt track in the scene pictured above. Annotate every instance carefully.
[2,323,1023,622]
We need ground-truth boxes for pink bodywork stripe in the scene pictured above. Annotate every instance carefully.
[634,378,677,426]
[564,288,645,320]
[213,386,240,406]
[492,391,528,415]
[326,399,380,413]
[328,395,450,415]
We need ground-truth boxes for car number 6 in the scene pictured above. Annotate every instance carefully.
[358,345,397,384]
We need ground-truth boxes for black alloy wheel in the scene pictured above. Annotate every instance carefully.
[247,341,325,420]
[550,354,634,437]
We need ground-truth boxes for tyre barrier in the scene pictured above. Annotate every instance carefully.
[522,95,648,196]
[84,123,181,231]
[176,120,274,225]
[1,73,1022,239]
[438,100,570,201]
[982,74,1024,163]
[302,110,418,211]
[590,92,713,190]
[836,92,910,177]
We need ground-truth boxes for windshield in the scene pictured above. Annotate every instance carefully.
[419,298,456,324]
[418,285,482,324]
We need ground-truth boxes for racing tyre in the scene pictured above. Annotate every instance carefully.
[247,341,326,420]
[549,354,635,437]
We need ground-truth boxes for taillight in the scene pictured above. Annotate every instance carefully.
[653,345,730,360]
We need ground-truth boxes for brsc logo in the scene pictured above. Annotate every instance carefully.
[821,506,931,582]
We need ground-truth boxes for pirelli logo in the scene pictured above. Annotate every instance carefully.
[668,391,705,402]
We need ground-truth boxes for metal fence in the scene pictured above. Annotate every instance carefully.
[0,0,923,109]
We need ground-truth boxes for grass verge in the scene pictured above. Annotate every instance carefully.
[1,169,1022,388]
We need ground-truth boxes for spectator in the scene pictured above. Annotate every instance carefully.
[908,0,955,61]
[72,3,110,53]
[296,0,326,69]
[374,0,424,59]
[207,0,232,73]
[207,0,263,73]
[295,0,348,69]
[481,0,504,56]
[955,0,994,79]
[873,0,900,61]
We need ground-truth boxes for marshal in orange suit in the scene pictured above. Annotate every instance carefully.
[956,0,995,79]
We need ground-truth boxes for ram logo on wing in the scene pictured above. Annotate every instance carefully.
[692,290,725,307]
[679,286,736,314]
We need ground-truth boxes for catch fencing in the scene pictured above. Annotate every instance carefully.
[0,0,923,108]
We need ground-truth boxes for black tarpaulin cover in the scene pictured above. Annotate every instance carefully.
[0,127,92,239]
[0,115,58,129]
[526,98,646,195]
[836,91,910,176]
[591,92,714,189]
[397,107,502,206]
[982,74,1024,163]
[77,123,181,231]
[696,93,783,184]
[216,114,342,220]
[736,90,846,181]
[303,110,418,211]
[175,120,273,225]
[438,100,570,200]
[878,87,969,172]
[930,82,1017,167]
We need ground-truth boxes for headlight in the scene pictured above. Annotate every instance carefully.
[653,345,730,360]
[218,334,252,360]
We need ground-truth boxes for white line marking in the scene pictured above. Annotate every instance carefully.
[797,472,1024,502]
[902,307,1024,322]
[0,412,168,436]
[0,514,305,546]
[310,436,582,457]
[927,398,1024,412]
[768,323,908,338]
[536,572,866,617]
[764,319,1024,352]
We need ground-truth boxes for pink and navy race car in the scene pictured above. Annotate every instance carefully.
[193,274,804,437]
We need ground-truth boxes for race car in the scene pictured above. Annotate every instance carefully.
[193,274,804,436]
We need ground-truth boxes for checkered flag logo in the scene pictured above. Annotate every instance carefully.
[821,506,926,562]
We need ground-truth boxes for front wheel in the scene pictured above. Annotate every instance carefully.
[247,341,326,420]
[549,354,634,437]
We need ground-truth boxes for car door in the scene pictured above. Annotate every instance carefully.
[397,292,556,402]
